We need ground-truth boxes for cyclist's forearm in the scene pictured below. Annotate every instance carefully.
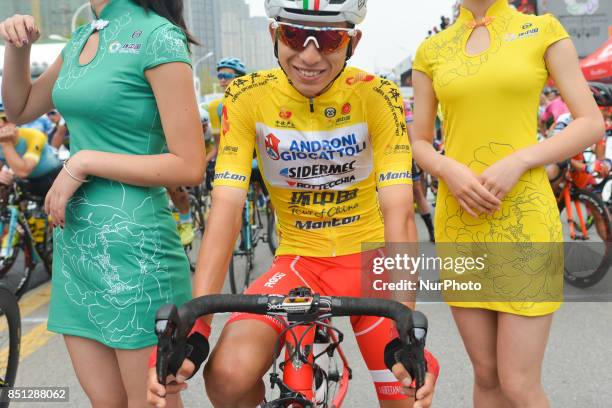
[379,185,418,309]
[192,188,245,322]
[0,143,33,178]
[70,149,205,187]
[517,116,605,168]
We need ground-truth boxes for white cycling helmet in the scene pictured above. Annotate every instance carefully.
[199,108,210,125]
[265,0,368,25]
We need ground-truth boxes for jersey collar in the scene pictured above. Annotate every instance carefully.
[457,0,511,25]
[279,69,346,104]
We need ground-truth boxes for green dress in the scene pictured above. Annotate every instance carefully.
[48,0,192,349]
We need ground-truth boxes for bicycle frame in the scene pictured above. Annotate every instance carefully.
[267,322,351,407]
[0,183,52,296]
[558,181,590,240]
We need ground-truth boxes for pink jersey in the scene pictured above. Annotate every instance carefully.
[541,97,569,124]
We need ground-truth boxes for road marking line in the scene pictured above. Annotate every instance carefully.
[0,283,51,334]
[0,322,56,371]
[0,322,57,370]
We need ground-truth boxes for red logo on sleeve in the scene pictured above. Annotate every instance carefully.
[221,105,230,136]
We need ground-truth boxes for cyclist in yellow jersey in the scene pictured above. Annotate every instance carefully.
[207,58,247,145]
[412,0,604,406]
[0,107,62,196]
[147,1,440,407]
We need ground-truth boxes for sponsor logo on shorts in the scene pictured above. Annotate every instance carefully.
[377,384,402,396]
[263,272,286,288]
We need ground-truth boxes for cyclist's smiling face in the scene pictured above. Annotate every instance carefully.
[271,20,362,98]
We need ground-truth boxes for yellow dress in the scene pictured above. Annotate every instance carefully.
[413,0,569,316]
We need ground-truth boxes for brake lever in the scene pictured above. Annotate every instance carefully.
[155,304,189,385]
[399,310,428,391]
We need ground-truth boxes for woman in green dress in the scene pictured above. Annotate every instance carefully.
[0,0,204,406]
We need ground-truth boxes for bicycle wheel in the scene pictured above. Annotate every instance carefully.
[267,208,278,255]
[229,255,253,294]
[190,193,206,236]
[559,188,612,287]
[0,286,20,397]
[229,234,253,295]
[184,194,206,272]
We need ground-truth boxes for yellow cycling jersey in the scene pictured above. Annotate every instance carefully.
[18,128,46,164]
[207,98,222,133]
[214,67,412,257]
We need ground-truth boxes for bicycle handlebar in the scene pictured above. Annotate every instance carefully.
[155,290,429,390]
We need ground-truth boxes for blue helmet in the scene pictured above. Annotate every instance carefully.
[217,57,247,76]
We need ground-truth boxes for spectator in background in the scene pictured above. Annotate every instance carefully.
[47,110,68,149]
[24,113,54,138]
[540,87,570,136]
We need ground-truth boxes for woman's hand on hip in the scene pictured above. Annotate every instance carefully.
[440,158,502,218]
[0,15,40,48]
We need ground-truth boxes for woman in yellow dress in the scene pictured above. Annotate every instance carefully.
[412,0,604,406]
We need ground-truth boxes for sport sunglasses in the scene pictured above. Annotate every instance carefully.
[217,72,238,80]
[271,20,357,54]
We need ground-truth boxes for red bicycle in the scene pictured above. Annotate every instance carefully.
[155,287,430,407]
[556,159,612,287]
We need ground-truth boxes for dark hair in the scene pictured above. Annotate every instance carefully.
[134,0,199,47]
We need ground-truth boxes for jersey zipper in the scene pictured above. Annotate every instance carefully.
[308,95,335,255]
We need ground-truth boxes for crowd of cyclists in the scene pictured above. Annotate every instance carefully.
[0,0,611,407]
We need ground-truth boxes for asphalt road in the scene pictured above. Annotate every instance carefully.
[3,215,612,407]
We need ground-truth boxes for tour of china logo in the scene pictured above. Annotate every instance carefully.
[265,133,281,161]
